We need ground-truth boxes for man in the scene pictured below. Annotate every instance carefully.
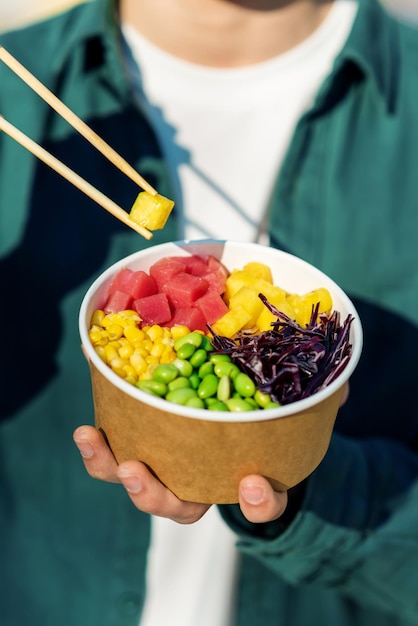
[1,1,418,625]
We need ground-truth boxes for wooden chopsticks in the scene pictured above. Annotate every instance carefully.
[0,45,158,239]
[0,115,153,239]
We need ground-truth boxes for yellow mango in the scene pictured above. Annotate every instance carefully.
[211,306,252,338]
[129,191,175,230]
[225,270,286,304]
[229,286,264,328]
[242,262,273,284]
[256,299,296,332]
[286,287,333,327]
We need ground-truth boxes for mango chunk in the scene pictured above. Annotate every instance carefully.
[286,287,333,327]
[129,191,175,231]
[211,306,252,338]
[229,286,264,328]
[241,262,273,283]
[256,300,296,332]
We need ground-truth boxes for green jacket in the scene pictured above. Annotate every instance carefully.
[1,1,418,625]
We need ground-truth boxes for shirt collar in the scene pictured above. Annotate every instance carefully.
[317,0,400,113]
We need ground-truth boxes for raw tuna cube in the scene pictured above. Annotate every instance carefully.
[163,273,209,308]
[133,293,172,326]
[103,290,133,314]
[169,307,207,332]
[201,271,226,295]
[195,291,229,324]
[107,268,158,299]
[170,254,209,276]
[107,267,135,296]
[207,256,229,280]
[149,258,187,290]
[126,270,158,299]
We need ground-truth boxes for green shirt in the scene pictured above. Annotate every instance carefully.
[1,1,418,625]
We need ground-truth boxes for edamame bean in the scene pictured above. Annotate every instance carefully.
[188,373,201,390]
[176,342,196,360]
[207,400,229,411]
[172,358,193,378]
[225,398,254,412]
[217,375,231,402]
[168,376,191,391]
[209,354,231,364]
[185,396,206,409]
[136,379,167,397]
[199,335,213,352]
[254,389,272,408]
[265,401,281,409]
[233,372,256,398]
[198,362,214,378]
[152,363,179,384]
[213,360,240,379]
[165,387,198,405]
[197,374,219,399]
[189,348,208,368]
[173,331,203,352]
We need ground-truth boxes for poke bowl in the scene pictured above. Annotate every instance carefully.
[79,240,363,504]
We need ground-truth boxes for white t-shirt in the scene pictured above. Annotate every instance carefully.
[122,2,358,625]
[123,0,357,245]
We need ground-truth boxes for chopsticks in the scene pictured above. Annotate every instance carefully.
[0,45,158,239]
[0,115,153,239]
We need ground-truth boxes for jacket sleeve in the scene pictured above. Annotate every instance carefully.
[219,432,418,622]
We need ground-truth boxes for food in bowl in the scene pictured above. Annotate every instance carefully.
[87,251,354,412]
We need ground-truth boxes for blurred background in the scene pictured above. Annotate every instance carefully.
[1,0,418,31]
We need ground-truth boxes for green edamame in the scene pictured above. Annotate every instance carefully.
[217,375,231,402]
[225,397,254,412]
[189,348,208,368]
[152,363,179,384]
[233,372,256,398]
[172,358,193,378]
[165,387,198,405]
[168,376,191,391]
[175,342,196,360]
[173,331,203,351]
[197,373,219,399]
[136,379,167,397]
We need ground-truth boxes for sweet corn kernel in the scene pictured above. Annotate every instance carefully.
[94,345,107,361]
[122,364,137,381]
[106,324,124,341]
[104,344,120,363]
[123,325,146,345]
[89,327,108,346]
[145,325,164,341]
[91,310,106,327]
[160,347,176,363]
[141,340,154,354]
[130,351,148,375]
[118,342,134,359]
[110,356,130,377]
[170,325,190,339]
[150,341,166,357]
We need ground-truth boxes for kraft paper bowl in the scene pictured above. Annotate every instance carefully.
[79,240,363,504]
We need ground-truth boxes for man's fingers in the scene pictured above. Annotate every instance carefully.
[73,425,120,483]
[239,475,288,524]
[117,460,210,524]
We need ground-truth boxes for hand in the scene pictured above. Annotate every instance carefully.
[73,425,288,524]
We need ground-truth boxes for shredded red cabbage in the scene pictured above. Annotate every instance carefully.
[209,294,354,405]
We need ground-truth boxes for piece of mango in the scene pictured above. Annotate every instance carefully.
[129,191,175,231]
